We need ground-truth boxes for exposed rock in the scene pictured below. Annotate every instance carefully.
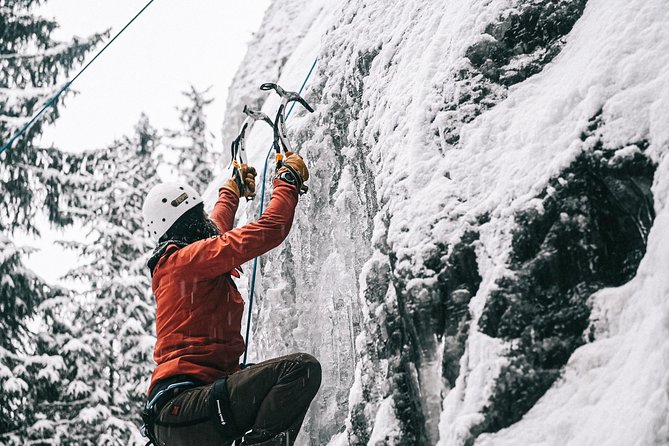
[477,128,655,434]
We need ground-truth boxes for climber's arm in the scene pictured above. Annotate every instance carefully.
[169,180,299,280]
[210,186,239,233]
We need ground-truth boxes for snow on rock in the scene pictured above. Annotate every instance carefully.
[209,0,669,444]
[368,396,402,445]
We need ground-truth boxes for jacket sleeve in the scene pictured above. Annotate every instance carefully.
[170,181,299,280]
[210,186,240,233]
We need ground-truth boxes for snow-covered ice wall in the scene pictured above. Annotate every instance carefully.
[206,0,669,444]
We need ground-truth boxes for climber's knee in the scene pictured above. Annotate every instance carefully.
[294,353,322,396]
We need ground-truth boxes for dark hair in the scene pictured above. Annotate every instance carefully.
[159,203,220,245]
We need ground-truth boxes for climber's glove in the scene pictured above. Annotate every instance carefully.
[223,164,257,199]
[276,152,309,194]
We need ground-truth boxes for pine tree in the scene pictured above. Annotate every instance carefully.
[165,85,218,192]
[51,115,160,445]
[0,1,105,441]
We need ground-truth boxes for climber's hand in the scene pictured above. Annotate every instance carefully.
[276,152,309,194]
[240,164,257,199]
[223,164,257,199]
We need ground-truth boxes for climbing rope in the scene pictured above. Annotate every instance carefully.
[0,0,158,156]
[242,58,318,367]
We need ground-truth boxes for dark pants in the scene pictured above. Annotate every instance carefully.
[154,353,321,446]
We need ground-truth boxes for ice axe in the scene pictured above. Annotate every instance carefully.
[260,82,314,165]
[229,105,273,201]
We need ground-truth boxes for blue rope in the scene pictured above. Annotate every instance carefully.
[0,0,157,157]
[242,57,318,366]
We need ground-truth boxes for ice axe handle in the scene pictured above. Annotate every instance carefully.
[233,164,254,201]
[233,164,244,193]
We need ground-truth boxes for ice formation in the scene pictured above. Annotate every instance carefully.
[204,0,669,444]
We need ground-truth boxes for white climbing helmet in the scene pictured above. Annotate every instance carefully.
[142,183,204,241]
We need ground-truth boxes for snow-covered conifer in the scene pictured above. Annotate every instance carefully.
[53,115,159,445]
[0,1,104,442]
[164,86,218,193]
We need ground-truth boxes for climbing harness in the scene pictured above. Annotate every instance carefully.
[241,58,318,367]
[0,0,157,156]
[141,377,243,446]
[141,380,195,446]
[229,106,273,200]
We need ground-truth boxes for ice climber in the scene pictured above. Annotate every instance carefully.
[140,153,321,446]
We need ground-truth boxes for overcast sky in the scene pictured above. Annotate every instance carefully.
[38,0,270,152]
[22,0,270,284]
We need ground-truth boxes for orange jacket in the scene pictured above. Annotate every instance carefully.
[148,180,298,394]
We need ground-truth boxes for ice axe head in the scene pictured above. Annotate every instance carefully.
[231,106,273,166]
[260,83,315,113]
[242,105,273,127]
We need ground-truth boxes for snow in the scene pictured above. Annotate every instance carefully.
[367,397,401,445]
[1,274,14,287]
[209,0,669,443]
[0,362,12,379]
[63,338,94,356]
[21,355,67,384]
[476,165,669,446]
[440,0,669,444]
[30,418,55,433]
[3,376,28,394]
[67,380,92,398]
[77,405,111,423]
[0,43,71,60]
